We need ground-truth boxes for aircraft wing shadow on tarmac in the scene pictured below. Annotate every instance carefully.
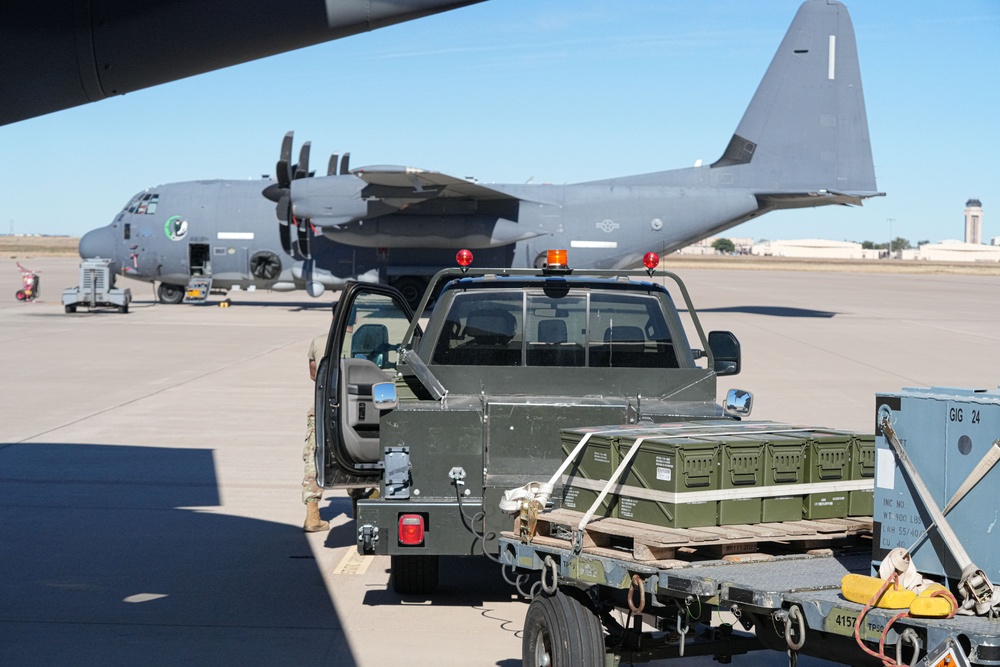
[0,443,357,665]
[78,0,881,308]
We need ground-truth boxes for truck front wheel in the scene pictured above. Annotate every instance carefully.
[390,554,439,595]
[523,590,604,667]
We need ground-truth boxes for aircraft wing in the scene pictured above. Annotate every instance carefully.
[353,165,520,203]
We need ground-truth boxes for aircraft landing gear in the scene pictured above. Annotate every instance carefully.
[390,276,430,310]
[157,283,185,304]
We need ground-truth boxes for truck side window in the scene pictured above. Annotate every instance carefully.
[340,293,409,369]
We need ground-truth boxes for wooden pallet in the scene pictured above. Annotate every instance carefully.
[511,508,872,566]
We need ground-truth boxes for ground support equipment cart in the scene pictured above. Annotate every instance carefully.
[500,508,1000,667]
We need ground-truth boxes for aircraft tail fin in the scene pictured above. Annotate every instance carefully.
[713,0,879,199]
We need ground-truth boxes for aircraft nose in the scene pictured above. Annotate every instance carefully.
[79,226,116,261]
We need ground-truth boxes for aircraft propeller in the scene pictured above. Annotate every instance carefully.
[263,131,358,264]
[262,131,321,260]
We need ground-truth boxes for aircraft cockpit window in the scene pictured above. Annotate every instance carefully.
[124,193,158,215]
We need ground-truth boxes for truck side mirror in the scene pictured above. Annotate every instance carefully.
[725,388,753,418]
[708,330,740,376]
[372,382,398,411]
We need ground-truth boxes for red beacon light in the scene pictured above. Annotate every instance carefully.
[642,251,660,276]
[542,249,571,274]
[456,249,474,273]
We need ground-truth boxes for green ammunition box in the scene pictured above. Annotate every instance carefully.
[801,429,852,519]
[762,433,809,522]
[559,427,622,517]
[615,434,720,528]
[848,434,875,516]
[717,435,765,525]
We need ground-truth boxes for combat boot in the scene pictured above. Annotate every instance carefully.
[303,501,330,532]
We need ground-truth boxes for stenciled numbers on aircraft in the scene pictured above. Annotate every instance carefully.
[597,220,620,234]
[651,218,664,231]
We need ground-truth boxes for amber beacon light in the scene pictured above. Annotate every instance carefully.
[546,249,569,270]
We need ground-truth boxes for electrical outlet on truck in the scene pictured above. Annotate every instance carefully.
[314,249,750,595]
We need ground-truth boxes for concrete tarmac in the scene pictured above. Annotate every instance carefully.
[2,256,999,666]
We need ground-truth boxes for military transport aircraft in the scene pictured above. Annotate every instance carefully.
[2,0,485,126]
[78,0,880,306]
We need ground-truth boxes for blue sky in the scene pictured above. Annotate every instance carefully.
[1,0,997,246]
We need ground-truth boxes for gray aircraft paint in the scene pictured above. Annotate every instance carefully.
[79,0,879,301]
[2,0,486,126]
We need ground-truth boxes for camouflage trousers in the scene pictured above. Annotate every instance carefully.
[302,411,322,505]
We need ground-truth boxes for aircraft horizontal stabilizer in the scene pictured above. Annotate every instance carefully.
[756,190,885,209]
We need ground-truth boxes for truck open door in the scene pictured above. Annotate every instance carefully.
[314,281,417,487]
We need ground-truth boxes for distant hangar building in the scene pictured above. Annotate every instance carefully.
[749,238,880,259]
[902,239,1000,262]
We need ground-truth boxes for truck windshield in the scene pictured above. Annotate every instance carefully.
[430,289,679,368]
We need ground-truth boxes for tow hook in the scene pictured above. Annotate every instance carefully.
[358,524,379,554]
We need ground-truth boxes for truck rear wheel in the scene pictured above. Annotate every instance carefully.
[390,554,439,595]
[523,590,604,667]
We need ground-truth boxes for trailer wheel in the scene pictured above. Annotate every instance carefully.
[65,304,76,313]
[118,303,128,314]
[523,590,604,667]
[390,554,439,595]
[157,283,185,304]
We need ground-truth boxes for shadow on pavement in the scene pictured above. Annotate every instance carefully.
[0,442,356,666]
[361,555,523,608]
[696,305,837,318]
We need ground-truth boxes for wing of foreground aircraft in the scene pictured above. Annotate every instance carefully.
[270,0,881,272]
[0,0,486,126]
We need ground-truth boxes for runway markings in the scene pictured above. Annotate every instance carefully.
[332,548,373,575]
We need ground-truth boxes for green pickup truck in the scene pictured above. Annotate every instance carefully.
[314,251,748,594]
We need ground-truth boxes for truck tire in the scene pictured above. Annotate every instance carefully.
[522,590,604,667]
[157,283,185,304]
[390,554,439,595]
[64,304,76,313]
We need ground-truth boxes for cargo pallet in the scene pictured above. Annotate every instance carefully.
[501,511,1000,666]
[518,507,873,564]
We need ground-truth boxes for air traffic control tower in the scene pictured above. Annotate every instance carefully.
[964,198,983,244]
